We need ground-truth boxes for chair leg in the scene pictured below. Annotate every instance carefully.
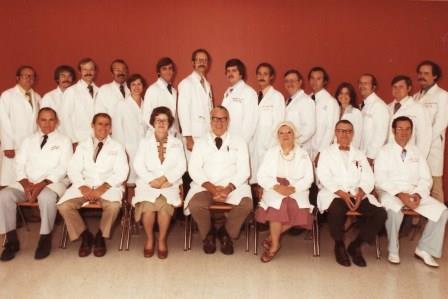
[18,206,30,232]
[245,216,250,252]
[60,223,68,249]
[375,235,381,259]
[2,235,7,248]
[188,215,193,250]
[125,207,133,251]
[184,215,189,251]
[118,207,127,251]
[254,219,258,255]
[314,212,320,257]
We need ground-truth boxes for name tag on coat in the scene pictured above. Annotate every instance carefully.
[231,97,243,103]
[50,145,60,150]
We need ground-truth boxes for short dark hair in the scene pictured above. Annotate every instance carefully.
[37,107,58,120]
[225,58,247,80]
[361,73,378,88]
[92,113,112,125]
[126,73,147,89]
[211,105,230,118]
[110,59,128,72]
[149,106,175,128]
[284,69,303,81]
[392,116,414,131]
[391,75,412,87]
[335,119,354,130]
[53,65,76,83]
[156,57,176,75]
[191,48,210,62]
[78,57,96,71]
[308,66,329,85]
[417,60,442,82]
[256,62,275,77]
[16,65,35,77]
[335,82,358,108]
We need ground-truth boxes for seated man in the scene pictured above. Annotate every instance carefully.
[317,120,386,267]
[57,113,129,257]
[0,108,72,261]
[375,116,448,267]
[185,106,252,255]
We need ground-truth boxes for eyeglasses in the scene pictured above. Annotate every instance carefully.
[211,116,228,122]
[395,127,412,132]
[155,119,169,124]
[335,129,353,134]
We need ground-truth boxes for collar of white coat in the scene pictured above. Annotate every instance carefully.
[91,135,111,148]
[111,80,126,90]
[228,80,245,94]
[391,139,411,153]
[148,132,175,145]
[78,79,96,89]
[37,129,57,139]
[192,71,207,84]
[363,92,378,106]
[157,77,171,89]
[332,142,354,154]
[290,89,305,102]
[421,83,439,96]
[313,88,330,101]
[15,84,34,96]
[260,85,272,96]
[393,95,413,107]
[208,131,229,145]
[343,105,354,114]
[55,86,64,94]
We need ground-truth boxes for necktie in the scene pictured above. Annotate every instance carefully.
[25,91,33,108]
[167,84,172,94]
[215,137,223,150]
[88,85,94,98]
[40,135,48,149]
[393,102,401,114]
[258,91,264,104]
[200,77,207,93]
[94,142,104,162]
[286,97,292,106]
[311,94,316,101]
[401,149,407,162]
[119,84,125,98]
[360,102,365,110]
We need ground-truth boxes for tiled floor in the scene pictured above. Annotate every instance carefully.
[1,218,447,299]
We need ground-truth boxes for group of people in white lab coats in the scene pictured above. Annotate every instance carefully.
[0,52,447,268]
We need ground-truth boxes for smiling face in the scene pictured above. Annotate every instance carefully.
[154,113,170,137]
[129,78,144,97]
[92,115,111,140]
[111,62,128,84]
[284,73,302,96]
[193,51,209,75]
[210,107,229,137]
[337,87,351,108]
[17,67,35,91]
[256,66,273,90]
[392,80,411,101]
[335,122,354,147]
[226,66,242,86]
[309,70,325,93]
[57,71,74,90]
[393,120,412,146]
[277,125,295,149]
[37,110,58,135]
[159,64,174,83]
[417,64,436,90]
[358,75,375,98]
[80,61,96,84]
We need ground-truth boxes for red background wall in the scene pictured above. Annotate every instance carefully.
[0,0,447,185]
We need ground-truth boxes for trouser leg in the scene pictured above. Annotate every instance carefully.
[417,210,448,258]
[0,188,25,234]
[357,200,387,245]
[37,188,58,235]
[385,209,404,255]
[57,198,86,241]
[326,199,349,242]
[225,197,252,239]
[188,192,213,240]
[431,176,444,203]
[99,199,121,238]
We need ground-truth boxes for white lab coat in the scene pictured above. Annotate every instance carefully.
[249,86,285,183]
[143,78,179,134]
[257,145,314,210]
[222,80,258,144]
[184,132,251,215]
[284,89,316,155]
[414,84,448,176]
[112,96,146,183]
[341,105,363,149]
[132,134,186,206]
[60,80,99,143]
[0,85,40,186]
[95,81,130,117]
[311,89,340,159]
[375,141,446,222]
[10,130,72,197]
[388,96,432,158]
[41,87,64,118]
[58,136,129,204]
[316,143,379,213]
[360,92,390,160]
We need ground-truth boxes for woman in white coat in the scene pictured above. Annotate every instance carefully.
[256,121,314,262]
[112,74,147,183]
[335,82,363,149]
[132,107,186,259]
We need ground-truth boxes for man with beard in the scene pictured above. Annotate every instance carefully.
[42,65,76,117]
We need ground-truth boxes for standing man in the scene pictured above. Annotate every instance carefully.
[0,66,41,187]
[414,61,448,203]
[143,57,179,135]
[60,58,99,149]
[250,62,285,185]
[283,69,316,156]
[95,59,130,117]
[388,75,431,158]
[0,108,72,261]
[222,58,258,144]
[358,73,390,166]
[375,116,448,267]
[308,67,340,164]
[178,48,214,155]
[41,65,76,117]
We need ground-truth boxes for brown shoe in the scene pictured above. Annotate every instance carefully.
[262,238,272,251]
[157,241,168,259]
[203,228,216,254]
[144,248,154,258]
[260,248,280,263]
[78,230,93,257]
[93,231,107,257]
[218,227,234,255]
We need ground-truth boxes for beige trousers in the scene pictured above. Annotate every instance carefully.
[431,176,445,203]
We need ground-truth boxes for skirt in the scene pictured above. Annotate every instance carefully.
[256,197,313,230]
[134,195,175,222]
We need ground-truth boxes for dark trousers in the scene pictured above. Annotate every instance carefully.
[327,198,386,244]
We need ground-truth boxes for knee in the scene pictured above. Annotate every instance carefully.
[37,191,58,207]
[57,202,71,214]
[103,202,121,214]
[239,197,253,213]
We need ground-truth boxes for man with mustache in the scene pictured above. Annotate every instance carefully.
[41,65,76,117]
[178,48,214,156]
[60,58,99,150]
[250,62,285,187]
[222,58,258,144]
[413,61,448,203]
[95,59,130,118]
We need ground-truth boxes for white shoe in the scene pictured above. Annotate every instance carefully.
[415,248,439,268]
[388,253,400,264]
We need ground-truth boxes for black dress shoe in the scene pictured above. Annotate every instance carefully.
[203,228,216,254]
[78,230,94,257]
[35,234,52,260]
[347,242,367,267]
[1,241,20,261]
[218,227,234,255]
[334,244,351,267]
[93,231,107,257]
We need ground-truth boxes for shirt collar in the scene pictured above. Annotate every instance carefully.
[192,71,206,83]
[78,79,94,88]
[363,92,377,105]
[16,84,33,95]
[157,77,170,88]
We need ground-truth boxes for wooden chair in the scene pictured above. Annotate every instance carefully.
[401,207,424,241]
